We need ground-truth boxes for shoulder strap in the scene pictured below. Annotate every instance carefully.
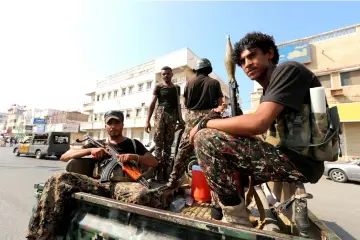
[131,139,137,154]
[174,84,182,119]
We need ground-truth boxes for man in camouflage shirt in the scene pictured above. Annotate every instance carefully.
[27,110,169,240]
[167,58,225,188]
[146,66,184,182]
[189,32,325,227]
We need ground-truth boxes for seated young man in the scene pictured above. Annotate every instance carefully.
[189,32,325,227]
[27,110,162,240]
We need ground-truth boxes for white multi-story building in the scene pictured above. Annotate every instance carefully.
[21,108,63,135]
[81,48,231,143]
[0,112,7,133]
[5,104,27,136]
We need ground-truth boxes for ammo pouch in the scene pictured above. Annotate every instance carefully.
[266,104,341,162]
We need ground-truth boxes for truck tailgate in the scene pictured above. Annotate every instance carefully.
[65,192,339,240]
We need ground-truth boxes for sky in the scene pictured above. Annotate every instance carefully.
[0,0,359,113]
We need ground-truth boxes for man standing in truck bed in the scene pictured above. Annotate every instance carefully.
[167,58,225,188]
[145,66,184,182]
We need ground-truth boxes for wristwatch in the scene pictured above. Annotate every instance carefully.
[198,118,210,130]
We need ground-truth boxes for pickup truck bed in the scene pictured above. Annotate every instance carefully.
[62,191,339,240]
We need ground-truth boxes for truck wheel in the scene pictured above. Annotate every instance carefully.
[329,169,348,183]
[35,150,43,159]
[14,148,20,156]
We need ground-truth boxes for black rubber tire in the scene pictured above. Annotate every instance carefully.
[14,148,20,156]
[329,169,348,183]
[35,150,42,159]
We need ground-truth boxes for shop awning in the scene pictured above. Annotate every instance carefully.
[329,103,360,122]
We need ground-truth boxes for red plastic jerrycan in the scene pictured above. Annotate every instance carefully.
[191,165,211,202]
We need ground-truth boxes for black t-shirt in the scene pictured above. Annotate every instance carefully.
[261,61,324,183]
[82,138,148,157]
[153,83,180,110]
[184,75,224,110]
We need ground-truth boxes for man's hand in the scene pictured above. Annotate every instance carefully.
[145,121,151,133]
[212,105,225,113]
[189,124,199,145]
[117,154,138,164]
[90,148,107,160]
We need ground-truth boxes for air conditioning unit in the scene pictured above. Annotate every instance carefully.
[141,103,145,106]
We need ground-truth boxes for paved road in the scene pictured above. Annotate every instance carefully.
[0,147,66,240]
[0,147,359,239]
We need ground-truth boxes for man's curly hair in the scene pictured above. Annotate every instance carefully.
[232,32,280,66]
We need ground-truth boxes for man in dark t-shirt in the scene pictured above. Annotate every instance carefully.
[189,32,325,227]
[27,110,163,239]
[146,66,184,182]
[167,58,225,188]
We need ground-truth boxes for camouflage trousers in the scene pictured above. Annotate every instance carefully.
[153,106,178,166]
[169,109,211,182]
[26,172,169,240]
[193,128,306,198]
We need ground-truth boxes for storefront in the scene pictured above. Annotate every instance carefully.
[332,103,360,161]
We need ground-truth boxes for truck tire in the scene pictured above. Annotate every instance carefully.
[35,150,43,159]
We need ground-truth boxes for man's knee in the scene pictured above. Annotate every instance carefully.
[194,128,216,153]
[54,172,79,182]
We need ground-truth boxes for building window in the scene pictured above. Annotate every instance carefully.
[128,86,134,94]
[102,94,105,100]
[126,109,132,118]
[121,88,126,96]
[96,95,100,101]
[136,108,141,117]
[143,107,148,117]
[317,74,331,88]
[146,81,152,90]
[138,83,144,92]
[114,90,118,97]
[172,78,177,83]
[94,114,98,121]
[341,70,360,86]
[107,92,112,99]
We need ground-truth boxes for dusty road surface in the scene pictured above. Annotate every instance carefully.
[0,146,66,240]
[0,146,359,239]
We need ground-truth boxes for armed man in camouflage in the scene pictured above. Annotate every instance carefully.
[27,110,170,240]
[167,58,225,188]
[146,66,184,182]
[189,32,325,227]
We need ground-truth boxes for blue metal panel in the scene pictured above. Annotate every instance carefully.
[279,41,311,64]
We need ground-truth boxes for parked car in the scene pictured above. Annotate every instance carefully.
[323,159,360,183]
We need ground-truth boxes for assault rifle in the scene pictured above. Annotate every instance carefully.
[225,35,243,117]
[76,135,150,189]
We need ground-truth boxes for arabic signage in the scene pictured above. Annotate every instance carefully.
[278,41,311,64]
[33,118,47,125]
[25,125,33,132]
[33,125,45,134]
[47,123,79,133]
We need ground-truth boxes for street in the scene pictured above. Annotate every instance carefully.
[0,147,359,240]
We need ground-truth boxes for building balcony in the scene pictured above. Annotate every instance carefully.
[83,102,94,112]
[80,121,104,131]
[124,117,153,128]
[80,117,154,131]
